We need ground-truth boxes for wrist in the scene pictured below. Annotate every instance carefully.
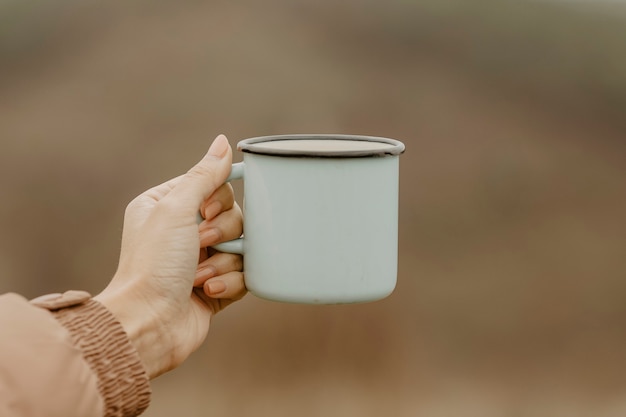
[94,288,168,379]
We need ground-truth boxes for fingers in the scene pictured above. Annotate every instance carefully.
[198,203,243,248]
[194,252,243,287]
[160,135,233,217]
[203,271,246,300]
[200,182,235,221]
[195,252,247,308]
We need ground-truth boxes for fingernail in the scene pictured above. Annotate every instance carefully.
[203,200,223,220]
[206,280,227,295]
[207,134,229,159]
[201,228,221,245]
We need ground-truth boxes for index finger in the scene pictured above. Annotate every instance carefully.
[200,182,235,221]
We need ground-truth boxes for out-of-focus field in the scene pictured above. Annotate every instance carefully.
[1,1,625,416]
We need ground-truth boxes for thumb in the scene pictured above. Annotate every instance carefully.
[162,134,233,215]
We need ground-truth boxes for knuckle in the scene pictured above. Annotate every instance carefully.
[124,196,144,217]
[125,199,138,215]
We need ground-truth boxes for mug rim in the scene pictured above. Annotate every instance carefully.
[237,134,405,158]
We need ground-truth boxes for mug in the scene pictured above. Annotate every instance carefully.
[212,134,405,304]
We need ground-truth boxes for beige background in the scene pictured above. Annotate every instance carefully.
[1,1,625,415]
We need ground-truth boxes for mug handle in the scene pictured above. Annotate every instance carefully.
[196,162,245,254]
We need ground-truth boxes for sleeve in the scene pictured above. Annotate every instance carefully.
[0,291,151,417]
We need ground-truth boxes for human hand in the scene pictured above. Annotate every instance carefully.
[94,135,246,379]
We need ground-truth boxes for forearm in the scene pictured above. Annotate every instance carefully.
[43,292,152,416]
[0,292,151,417]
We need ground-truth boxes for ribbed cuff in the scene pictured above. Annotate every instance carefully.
[52,299,151,417]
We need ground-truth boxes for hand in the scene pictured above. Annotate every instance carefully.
[94,135,246,379]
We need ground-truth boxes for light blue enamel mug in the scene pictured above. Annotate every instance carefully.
[213,134,405,304]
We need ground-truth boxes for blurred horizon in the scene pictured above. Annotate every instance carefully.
[1,1,625,416]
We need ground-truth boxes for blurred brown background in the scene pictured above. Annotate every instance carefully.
[1,0,625,415]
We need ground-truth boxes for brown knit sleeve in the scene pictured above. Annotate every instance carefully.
[50,298,151,417]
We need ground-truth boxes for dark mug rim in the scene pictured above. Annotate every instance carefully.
[237,134,405,158]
